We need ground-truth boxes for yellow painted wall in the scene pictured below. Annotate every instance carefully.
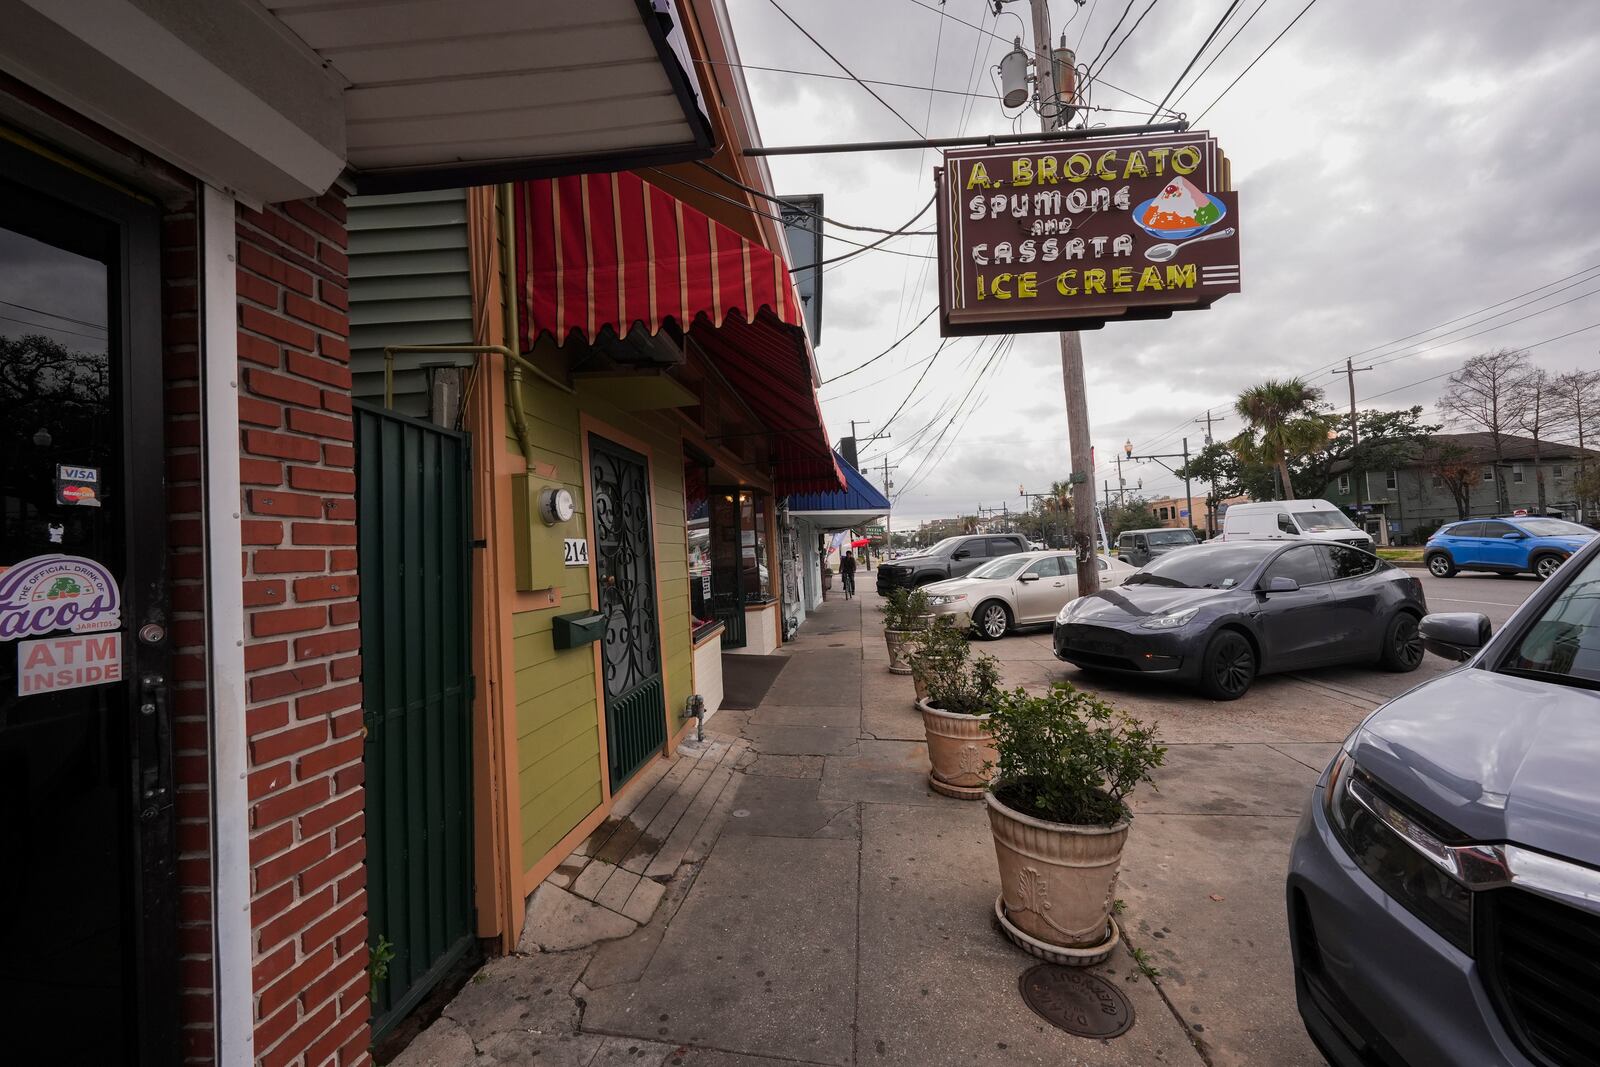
[508,367,692,873]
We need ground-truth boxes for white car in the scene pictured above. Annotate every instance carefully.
[922,549,1137,640]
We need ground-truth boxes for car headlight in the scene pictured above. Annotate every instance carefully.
[1139,606,1198,629]
[927,594,966,606]
[1325,751,1473,953]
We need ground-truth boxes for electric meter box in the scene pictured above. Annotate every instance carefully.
[512,473,581,590]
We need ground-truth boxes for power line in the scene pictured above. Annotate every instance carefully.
[1076,0,1104,50]
[877,337,953,436]
[1147,0,1242,121]
[1357,317,1600,404]
[1081,0,1140,76]
[0,298,106,331]
[806,197,939,271]
[1170,0,1272,111]
[766,0,925,138]
[1191,0,1319,126]
[646,169,935,261]
[0,313,111,343]
[1087,0,1161,85]
[694,58,1006,104]
[689,161,935,235]
[820,307,939,385]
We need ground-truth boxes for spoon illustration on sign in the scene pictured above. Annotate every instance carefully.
[1144,227,1236,263]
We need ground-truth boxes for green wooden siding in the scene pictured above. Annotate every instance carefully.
[348,189,473,419]
[510,364,692,872]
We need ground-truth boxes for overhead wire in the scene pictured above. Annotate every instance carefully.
[689,161,934,235]
[1087,0,1161,85]
[1169,0,1272,111]
[765,0,926,138]
[1191,0,1319,126]
[820,307,939,385]
[1146,0,1242,121]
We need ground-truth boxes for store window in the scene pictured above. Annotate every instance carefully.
[707,486,773,648]
[740,490,772,601]
[683,455,717,641]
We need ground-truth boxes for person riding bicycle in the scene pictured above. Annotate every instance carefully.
[840,550,857,599]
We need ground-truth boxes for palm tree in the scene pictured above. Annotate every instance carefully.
[1233,378,1328,500]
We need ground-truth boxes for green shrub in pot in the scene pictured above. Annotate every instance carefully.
[880,587,931,674]
[984,684,1166,960]
[910,619,1004,799]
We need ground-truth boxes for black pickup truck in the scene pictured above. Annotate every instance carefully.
[875,534,1029,595]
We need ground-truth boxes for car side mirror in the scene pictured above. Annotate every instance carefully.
[953,550,970,560]
[1018,573,1040,583]
[1263,576,1299,593]
[1419,612,1492,661]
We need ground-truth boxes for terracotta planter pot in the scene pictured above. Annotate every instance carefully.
[884,629,916,674]
[985,789,1128,956]
[917,698,997,800]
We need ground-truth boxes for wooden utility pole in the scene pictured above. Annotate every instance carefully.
[1028,0,1099,596]
[1331,359,1372,509]
[878,457,897,560]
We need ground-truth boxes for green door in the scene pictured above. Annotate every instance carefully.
[356,403,474,1038]
[589,434,666,790]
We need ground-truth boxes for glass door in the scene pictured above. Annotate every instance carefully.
[0,144,174,1062]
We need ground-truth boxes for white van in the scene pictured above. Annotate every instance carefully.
[1220,499,1374,551]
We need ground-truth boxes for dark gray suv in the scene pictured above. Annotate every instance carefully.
[1287,535,1600,1067]
[874,534,1028,595]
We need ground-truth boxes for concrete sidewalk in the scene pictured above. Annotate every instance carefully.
[396,587,1358,1066]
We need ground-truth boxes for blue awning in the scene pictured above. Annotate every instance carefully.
[787,452,890,529]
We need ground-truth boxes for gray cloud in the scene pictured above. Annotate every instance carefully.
[726,0,1600,519]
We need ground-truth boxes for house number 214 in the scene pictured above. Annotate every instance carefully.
[563,538,590,566]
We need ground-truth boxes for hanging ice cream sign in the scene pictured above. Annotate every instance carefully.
[0,554,123,640]
[935,131,1241,335]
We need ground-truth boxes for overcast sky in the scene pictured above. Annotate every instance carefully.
[723,0,1600,523]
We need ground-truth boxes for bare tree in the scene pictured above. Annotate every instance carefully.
[1512,366,1563,515]
[1439,349,1531,514]
[1550,367,1600,519]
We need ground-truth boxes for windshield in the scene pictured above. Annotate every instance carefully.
[1292,509,1359,532]
[1124,544,1273,590]
[924,537,966,556]
[1505,550,1600,686]
[1517,518,1595,538]
[969,557,1029,579]
[1147,530,1197,546]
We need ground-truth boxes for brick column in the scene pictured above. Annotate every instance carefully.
[235,195,370,1067]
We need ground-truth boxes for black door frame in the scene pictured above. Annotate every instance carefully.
[0,136,177,1061]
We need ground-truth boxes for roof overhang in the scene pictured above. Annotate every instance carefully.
[0,0,714,204]
[789,509,888,532]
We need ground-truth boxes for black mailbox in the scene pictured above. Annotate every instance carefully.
[552,611,606,650]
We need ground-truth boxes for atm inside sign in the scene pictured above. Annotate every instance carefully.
[17,632,123,694]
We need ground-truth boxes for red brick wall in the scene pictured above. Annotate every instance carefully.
[235,195,371,1067]
[163,201,216,1064]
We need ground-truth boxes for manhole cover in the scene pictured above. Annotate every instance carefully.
[1017,964,1134,1038]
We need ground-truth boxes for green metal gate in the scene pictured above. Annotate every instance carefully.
[356,403,474,1039]
[589,434,667,790]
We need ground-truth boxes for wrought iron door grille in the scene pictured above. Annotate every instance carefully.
[590,434,666,789]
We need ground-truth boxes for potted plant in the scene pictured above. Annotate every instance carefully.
[985,684,1165,965]
[880,587,931,675]
[905,615,962,705]
[912,622,1003,800]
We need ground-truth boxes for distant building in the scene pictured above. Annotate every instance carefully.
[1147,493,1250,534]
[1321,432,1600,545]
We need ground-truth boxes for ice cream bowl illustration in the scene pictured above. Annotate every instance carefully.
[1132,175,1226,240]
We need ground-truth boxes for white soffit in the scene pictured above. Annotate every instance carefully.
[264,0,715,192]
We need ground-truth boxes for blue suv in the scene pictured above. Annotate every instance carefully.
[1424,515,1596,580]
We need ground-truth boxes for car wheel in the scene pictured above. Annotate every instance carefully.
[1378,612,1424,672]
[1198,630,1256,701]
[1534,554,1564,581]
[1426,552,1457,578]
[974,600,1011,640]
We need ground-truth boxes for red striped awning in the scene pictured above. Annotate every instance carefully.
[514,172,843,494]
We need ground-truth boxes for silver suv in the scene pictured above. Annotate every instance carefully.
[1287,535,1600,1066]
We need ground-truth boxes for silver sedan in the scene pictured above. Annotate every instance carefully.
[923,550,1137,639]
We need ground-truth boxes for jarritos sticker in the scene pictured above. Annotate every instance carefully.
[0,554,122,640]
